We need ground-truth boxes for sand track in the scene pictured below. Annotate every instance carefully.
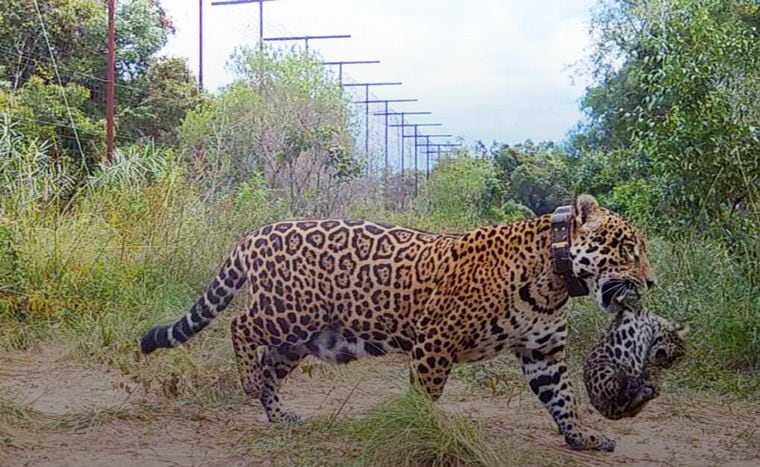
[2,346,759,466]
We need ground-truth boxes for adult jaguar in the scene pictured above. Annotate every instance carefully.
[141,195,655,452]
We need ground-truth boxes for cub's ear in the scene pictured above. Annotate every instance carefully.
[674,322,690,338]
[575,194,600,226]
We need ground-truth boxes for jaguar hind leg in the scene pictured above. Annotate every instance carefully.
[231,310,323,422]
[259,344,308,422]
[231,315,263,399]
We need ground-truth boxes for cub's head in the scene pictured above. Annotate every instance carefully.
[649,318,689,368]
[569,195,655,313]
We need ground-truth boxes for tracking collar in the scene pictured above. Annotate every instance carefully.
[551,205,590,297]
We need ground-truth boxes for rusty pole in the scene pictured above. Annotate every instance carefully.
[106,0,116,163]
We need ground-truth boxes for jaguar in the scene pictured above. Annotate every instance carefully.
[141,195,654,451]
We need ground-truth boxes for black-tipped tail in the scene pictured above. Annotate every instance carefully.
[141,325,172,354]
[139,239,249,355]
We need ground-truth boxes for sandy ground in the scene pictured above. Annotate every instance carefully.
[1,345,759,467]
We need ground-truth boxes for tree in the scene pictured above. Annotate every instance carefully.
[425,156,503,228]
[577,0,760,226]
[179,48,357,215]
[119,57,201,145]
[0,0,192,163]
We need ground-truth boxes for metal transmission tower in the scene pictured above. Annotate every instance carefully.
[353,99,417,183]
[423,142,463,167]
[208,0,278,89]
[380,111,431,180]
[417,134,453,178]
[343,82,402,176]
[323,60,380,86]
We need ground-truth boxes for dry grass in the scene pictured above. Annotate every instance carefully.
[355,388,531,467]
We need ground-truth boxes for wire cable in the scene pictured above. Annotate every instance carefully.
[32,0,86,167]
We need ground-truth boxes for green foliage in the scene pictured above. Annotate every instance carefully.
[424,156,509,229]
[114,0,172,81]
[577,0,760,227]
[0,117,77,215]
[87,143,178,189]
[0,0,103,89]
[0,136,287,350]
[0,0,190,156]
[119,57,201,145]
[479,141,573,216]
[1,77,103,167]
[179,47,355,215]
[569,234,760,398]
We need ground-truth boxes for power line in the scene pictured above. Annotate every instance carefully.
[264,34,351,54]
[322,60,380,86]
[211,0,277,52]
[0,46,146,94]
[31,0,86,166]
[343,82,402,176]
[354,98,417,186]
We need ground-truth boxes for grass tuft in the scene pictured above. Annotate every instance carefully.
[356,388,510,467]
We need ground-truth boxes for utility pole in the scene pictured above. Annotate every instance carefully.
[382,111,430,180]
[198,0,203,90]
[264,34,351,54]
[343,82,402,176]
[211,0,276,51]
[417,134,452,178]
[106,0,116,163]
[323,60,380,86]
[391,121,443,196]
[353,99,417,184]
[424,142,462,166]
[396,123,442,196]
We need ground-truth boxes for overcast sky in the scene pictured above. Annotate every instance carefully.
[160,0,596,145]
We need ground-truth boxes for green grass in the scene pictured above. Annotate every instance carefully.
[353,388,522,467]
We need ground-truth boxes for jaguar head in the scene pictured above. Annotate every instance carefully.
[569,195,656,313]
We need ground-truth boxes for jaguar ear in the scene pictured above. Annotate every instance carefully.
[575,194,600,227]
[675,322,690,338]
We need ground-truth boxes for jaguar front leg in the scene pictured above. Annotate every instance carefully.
[410,342,453,400]
[516,345,616,452]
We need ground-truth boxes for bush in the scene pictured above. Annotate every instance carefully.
[424,156,505,230]
[179,48,357,215]
[0,141,287,351]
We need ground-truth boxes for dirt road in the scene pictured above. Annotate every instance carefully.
[2,345,759,466]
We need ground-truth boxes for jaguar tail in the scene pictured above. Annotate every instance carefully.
[140,240,249,354]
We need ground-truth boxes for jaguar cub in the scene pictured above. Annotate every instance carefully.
[583,292,688,420]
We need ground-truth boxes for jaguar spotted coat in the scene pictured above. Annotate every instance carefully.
[141,195,655,452]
